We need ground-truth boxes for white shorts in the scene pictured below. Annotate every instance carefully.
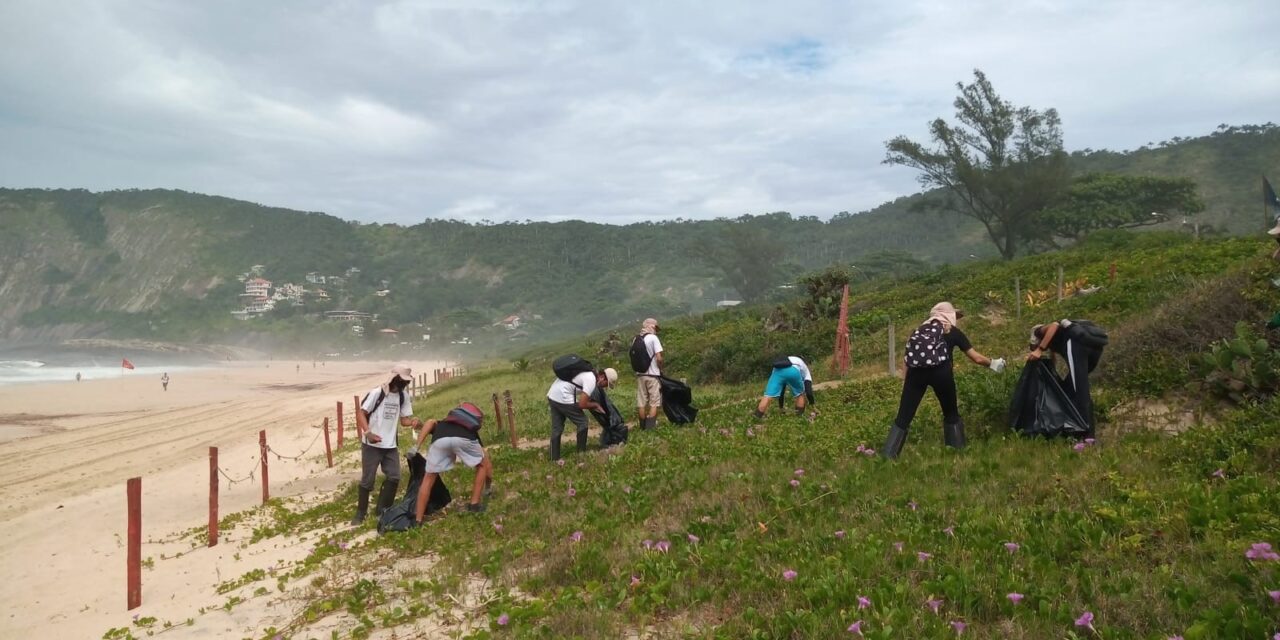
[425,437,485,473]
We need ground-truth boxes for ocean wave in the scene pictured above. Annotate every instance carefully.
[0,360,46,368]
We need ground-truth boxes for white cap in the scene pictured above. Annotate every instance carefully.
[603,368,618,385]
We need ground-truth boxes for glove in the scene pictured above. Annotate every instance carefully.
[406,446,419,457]
[989,358,1006,373]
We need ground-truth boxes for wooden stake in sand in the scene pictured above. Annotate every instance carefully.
[208,448,218,547]
[322,417,333,469]
[259,430,269,504]
[504,390,516,441]
[336,401,344,449]
[126,477,141,610]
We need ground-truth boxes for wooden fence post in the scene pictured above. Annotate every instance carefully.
[504,390,516,442]
[259,430,269,504]
[322,417,333,468]
[887,321,897,377]
[126,476,142,610]
[1014,276,1022,321]
[1109,261,1117,284]
[1056,265,1064,303]
[208,447,218,547]
[336,401,344,449]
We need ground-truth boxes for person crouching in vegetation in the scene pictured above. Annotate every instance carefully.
[409,402,492,520]
[776,355,817,415]
[546,365,617,461]
[753,356,810,419]
[882,302,1004,459]
[1026,320,1107,438]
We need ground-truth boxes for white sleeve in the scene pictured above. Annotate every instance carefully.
[400,395,413,417]
[576,372,596,397]
[650,335,663,355]
[793,358,812,382]
[360,389,380,413]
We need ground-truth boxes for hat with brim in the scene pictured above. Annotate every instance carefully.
[390,363,413,382]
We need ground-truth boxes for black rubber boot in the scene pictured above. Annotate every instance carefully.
[943,419,967,450]
[350,487,370,525]
[550,438,561,461]
[576,430,589,452]
[374,479,399,516]
[643,417,657,430]
[881,425,909,460]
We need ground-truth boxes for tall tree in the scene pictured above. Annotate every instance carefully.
[1034,173,1205,242]
[884,70,1071,259]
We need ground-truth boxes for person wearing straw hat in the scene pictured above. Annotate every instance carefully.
[351,364,423,525]
[881,302,1004,459]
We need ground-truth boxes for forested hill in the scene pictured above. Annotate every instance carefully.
[0,124,1275,349]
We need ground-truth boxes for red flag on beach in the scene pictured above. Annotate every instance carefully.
[121,358,135,370]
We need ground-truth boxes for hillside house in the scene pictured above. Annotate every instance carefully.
[305,272,326,285]
[243,278,272,298]
[498,314,522,329]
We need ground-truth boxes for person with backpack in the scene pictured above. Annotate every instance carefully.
[630,318,665,430]
[547,355,618,461]
[1026,319,1107,438]
[407,402,492,519]
[881,302,1005,459]
[753,356,814,419]
[350,364,423,525]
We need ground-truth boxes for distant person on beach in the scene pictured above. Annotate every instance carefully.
[75,372,81,383]
[754,356,814,419]
[408,402,492,520]
[881,302,1004,459]
[546,364,617,461]
[351,364,423,525]
[630,318,665,430]
[161,372,169,391]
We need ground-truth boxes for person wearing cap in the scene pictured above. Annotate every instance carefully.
[408,402,492,519]
[350,364,423,525]
[633,318,665,430]
[753,356,812,419]
[881,302,1005,459]
[546,367,617,461]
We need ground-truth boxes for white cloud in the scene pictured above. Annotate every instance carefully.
[0,0,1276,224]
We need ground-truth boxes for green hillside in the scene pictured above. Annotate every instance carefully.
[2,124,1276,352]
[153,232,1280,639]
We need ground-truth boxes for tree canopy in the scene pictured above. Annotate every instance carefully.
[1035,173,1205,243]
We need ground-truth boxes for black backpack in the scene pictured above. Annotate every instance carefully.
[905,320,951,368]
[629,334,653,374]
[361,388,405,419]
[552,354,595,384]
[1065,320,1109,350]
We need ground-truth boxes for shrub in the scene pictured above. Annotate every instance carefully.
[1192,322,1280,405]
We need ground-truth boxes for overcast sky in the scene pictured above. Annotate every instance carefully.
[2,1,1277,225]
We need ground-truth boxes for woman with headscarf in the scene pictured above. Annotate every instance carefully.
[881,302,1004,459]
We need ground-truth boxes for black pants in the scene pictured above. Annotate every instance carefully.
[1059,339,1100,437]
[893,365,960,429]
[778,380,816,408]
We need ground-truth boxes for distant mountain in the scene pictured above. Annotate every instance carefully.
[1,123,1275,350]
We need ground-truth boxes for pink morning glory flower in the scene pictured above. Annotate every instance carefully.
[847,620,863,636]
[630,575,641,587]
[1247,542,1280,561]
[642,539,653,549]
[893,541,904,552]
[908,500,918,511]
[687,533,700,543]
[943,526,955,537]
[863,448,875,456]
[1269,589,1280,604]
[1007,592,1024,604]
[493,523,503,532]
[569,531,583,543]
[655,540,670,553]
[567,487,576,497]
[1084,438,1096,444]
[497,613,509,626]
[917,551,932,562]
[835,530,846,539]
[855,444,866,453]
[623,485,632,494]
[790,479,801,488]
[1075,611,1095,632]
[950,620,966,635]
[794,468,805,476]
[1073,442,1087,451]
[1005,542,1020,553]
[556,459,565,467]
[857,595,871,609]
[1212,468,1226,479]
[782,569,798,581]
[926,598,943,614]
[338,542,348,550]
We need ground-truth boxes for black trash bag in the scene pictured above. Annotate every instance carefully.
[658,375,698,424]
[378,452,452,534]
[589,386,628,447]
[1008,360,1090,439]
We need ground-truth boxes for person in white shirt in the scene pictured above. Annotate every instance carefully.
[632,318,665,430]
[753,356,810,419]
[350,364,423,525]
[776,356,816,411]
[547,367,617,461]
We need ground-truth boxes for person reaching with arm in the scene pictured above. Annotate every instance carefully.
[408,402,492,521]
[1027,319,1106,438]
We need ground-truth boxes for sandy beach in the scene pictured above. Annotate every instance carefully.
[0,359,451,638]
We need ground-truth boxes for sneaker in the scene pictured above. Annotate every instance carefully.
[465,502,487,513]
[349,514,366,526]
